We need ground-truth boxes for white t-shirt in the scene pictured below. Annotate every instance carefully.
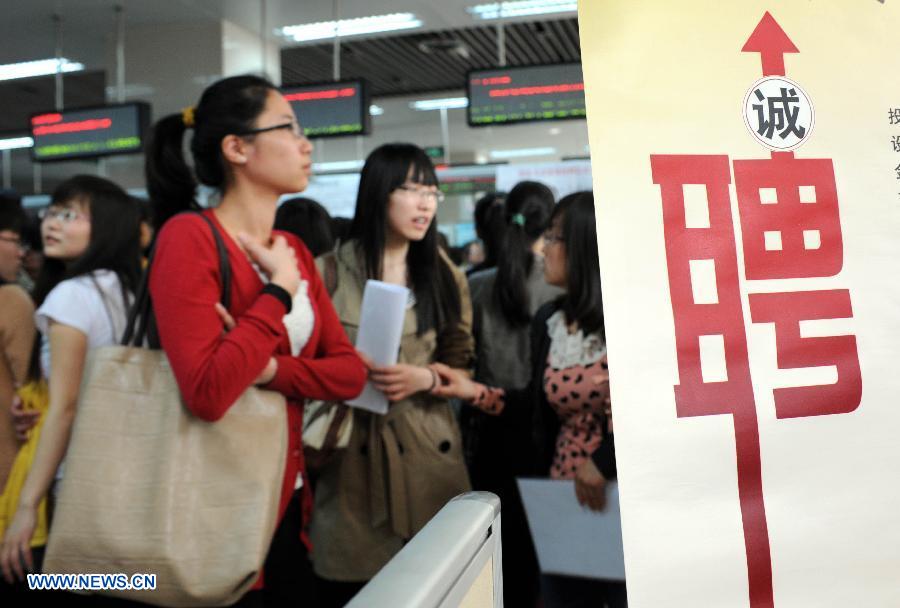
[35,270,130,381]
[35,270,131,485]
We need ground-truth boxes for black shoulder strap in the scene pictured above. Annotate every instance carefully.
[122,211,232,348]
[196,213,232,310]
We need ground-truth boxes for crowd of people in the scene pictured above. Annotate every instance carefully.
[0,75,622,607]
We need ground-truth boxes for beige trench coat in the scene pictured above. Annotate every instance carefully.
[310,241,474,581]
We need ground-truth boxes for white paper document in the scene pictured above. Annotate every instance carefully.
[517,478,626,581]
[346,280,409,415]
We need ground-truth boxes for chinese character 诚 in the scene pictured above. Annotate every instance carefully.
[754,88,807,140]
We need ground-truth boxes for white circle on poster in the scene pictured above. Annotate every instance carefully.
[742,76,814,151]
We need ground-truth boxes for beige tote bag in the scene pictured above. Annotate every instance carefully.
[43,214,288,606]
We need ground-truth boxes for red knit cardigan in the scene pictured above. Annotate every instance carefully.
[149,210,366,588]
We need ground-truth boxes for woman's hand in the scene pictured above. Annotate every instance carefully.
[430,362,479,401]
[574,458,607,512]
[214,303,236,332]
[238,233,300,296]
[10,394,40,442]
[369,363,434,402]
[214,304,277,385]
[254,358,278,385]
[0,505,36,583]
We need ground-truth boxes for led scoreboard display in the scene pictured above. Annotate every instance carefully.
[281,80,370,138]
[30,103,150,162]
[467,63,587,127]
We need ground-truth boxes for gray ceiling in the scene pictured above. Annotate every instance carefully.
[0,16,582,134]
[280,17,582,97]
[0,72,107,135]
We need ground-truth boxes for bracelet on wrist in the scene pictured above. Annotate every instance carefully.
[261,283,293,313]
[429,367,438,393]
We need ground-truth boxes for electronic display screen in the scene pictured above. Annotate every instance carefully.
[281,80,369,138]
[30,103,149,162]
[467,63,586,127]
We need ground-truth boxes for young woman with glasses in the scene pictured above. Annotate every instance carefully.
[144,75,366,607]
[433,192,625,608]
[310,143,474,608]
[0,176,142,595]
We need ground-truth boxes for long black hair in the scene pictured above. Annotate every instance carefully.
[473,191,506,270]
[552,191,604,338]
[348,143,460,335]
[33,175,142,308]
[145,75,277,231]
[492,181,554,326]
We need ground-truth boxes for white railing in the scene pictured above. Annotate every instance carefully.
[346,492,503,608]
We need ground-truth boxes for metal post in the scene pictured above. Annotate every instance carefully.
[497,23,506,67]
[260,0,268,77]
[332,0,341,81]
[440,107,451,165]
[54,14,63,110]
[115,5,125,102]
[33,162,42,195]
[2,150,11,190]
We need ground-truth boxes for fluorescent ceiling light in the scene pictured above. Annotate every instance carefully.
[410,97,469,111]
[467,0,577,20]
[369,104,384,116]
[489,147,556,159]
[313,160,365,173]
[0,58,84,82]
[279,13,423,43]
[0,137,34,150]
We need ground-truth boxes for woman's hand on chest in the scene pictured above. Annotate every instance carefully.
[238,233,300,295]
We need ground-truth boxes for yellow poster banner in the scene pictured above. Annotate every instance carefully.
[579,1,900,606]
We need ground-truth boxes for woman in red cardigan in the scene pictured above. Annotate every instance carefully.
[145,75,366,608]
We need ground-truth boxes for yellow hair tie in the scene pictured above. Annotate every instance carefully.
[181,106,195,128]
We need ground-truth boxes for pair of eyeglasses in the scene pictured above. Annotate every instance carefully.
[234,120,305,138]
[0,235,28,251]
[542,231,565,245]
[38,207,87,223]
[395,184,446,205]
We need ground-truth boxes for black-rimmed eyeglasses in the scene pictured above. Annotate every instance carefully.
[234,121,305,138]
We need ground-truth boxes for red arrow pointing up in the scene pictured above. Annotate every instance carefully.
[742,12,798,76]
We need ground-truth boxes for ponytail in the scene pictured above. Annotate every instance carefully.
[473,192,506,269]
[145,113,197,231]
[492,181,555,327]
